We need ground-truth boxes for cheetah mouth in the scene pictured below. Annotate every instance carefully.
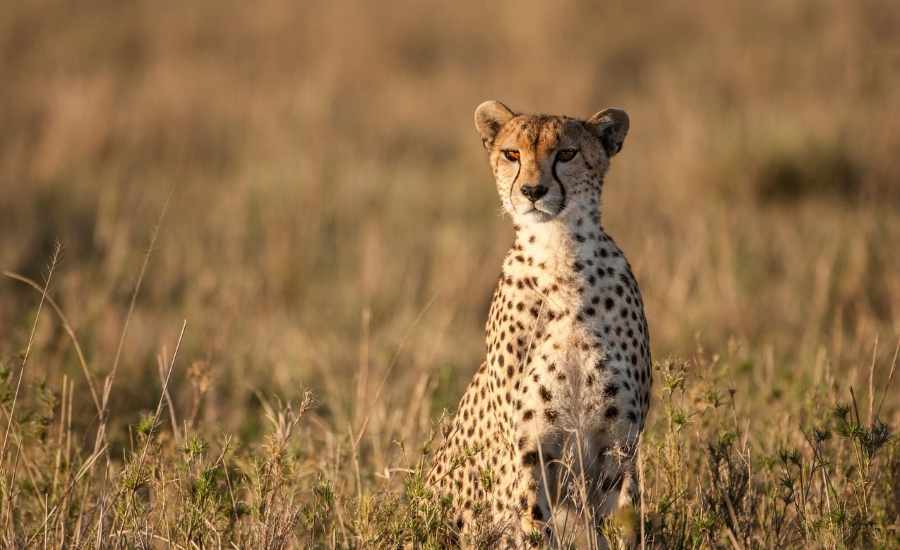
[519,207,560,225]
[524,194,567,221]
[523,206,555,220]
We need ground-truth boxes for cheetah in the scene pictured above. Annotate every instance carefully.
[427,101,652,548]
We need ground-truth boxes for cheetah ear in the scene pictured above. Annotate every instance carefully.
[474,100,515,149]
[586,108,630,157]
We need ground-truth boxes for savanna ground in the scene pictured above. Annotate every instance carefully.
[1,1,899,548]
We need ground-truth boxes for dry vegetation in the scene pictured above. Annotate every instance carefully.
[1,0,899,548]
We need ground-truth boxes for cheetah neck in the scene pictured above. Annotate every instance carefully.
[505,204,609,283]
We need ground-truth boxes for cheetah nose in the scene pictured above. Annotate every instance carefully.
[521,184,549,202]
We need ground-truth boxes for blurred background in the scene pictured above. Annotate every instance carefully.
[1,0,899,459]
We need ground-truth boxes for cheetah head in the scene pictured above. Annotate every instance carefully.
[474,100,628,225]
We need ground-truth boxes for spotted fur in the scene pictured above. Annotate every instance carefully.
[428,101,651,548]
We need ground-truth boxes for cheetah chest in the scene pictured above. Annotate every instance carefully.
[489,254,652,456]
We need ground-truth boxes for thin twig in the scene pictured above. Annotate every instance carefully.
[868,335,877,425]
[1,243,60,459]
[639,445,646,550]
[158,349,181,442]
[1,243,61,534]
[95,189,173,453]
[1,270,102,416]
[874,338,899,420]
[123,321,187,528]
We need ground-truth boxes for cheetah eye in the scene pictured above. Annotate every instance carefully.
[501,150,520,162]
[557,149,578,162]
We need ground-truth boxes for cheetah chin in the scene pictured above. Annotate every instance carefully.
[428,100,651,550]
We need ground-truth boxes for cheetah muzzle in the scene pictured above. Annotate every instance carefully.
[427,100,652,549]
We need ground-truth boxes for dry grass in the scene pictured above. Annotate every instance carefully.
[1,0,899,547]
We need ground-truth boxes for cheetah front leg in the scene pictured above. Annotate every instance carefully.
[610,455,642,549]
[510,442,594,549]
[504,455,557,549]
[502,483,545,548]
[592,453,642,550]
[535,438,640,550]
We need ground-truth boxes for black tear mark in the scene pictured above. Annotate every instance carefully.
[551,159,568,211]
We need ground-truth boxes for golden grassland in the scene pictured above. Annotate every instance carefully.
[1,0,899,547]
